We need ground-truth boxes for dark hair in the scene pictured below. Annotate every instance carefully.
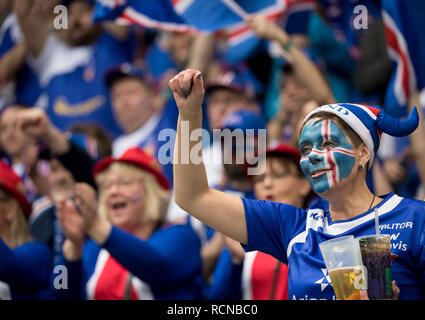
[70,123,112,158]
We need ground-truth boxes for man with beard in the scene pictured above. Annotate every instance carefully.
[13,0,135,137]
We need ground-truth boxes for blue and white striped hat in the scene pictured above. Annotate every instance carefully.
[302,103,419,168]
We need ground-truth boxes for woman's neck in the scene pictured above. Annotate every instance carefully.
[126,222,156,240]
[324,182,381,221]
[0,227,11,247]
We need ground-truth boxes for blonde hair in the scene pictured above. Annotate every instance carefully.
[0,189,32,248]
[95,162,170,227]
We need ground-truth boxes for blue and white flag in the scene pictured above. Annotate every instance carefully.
[382,0,425,117]
[93,0,193,33]
[224,0,317,63]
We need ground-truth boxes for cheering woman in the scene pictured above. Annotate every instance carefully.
[169,68,424,300]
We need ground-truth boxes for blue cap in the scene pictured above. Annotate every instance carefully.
[104,63,149,88]
[222,110,267,133]
[206,65,263,100]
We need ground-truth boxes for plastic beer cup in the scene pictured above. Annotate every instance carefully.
[356,234,392,299]
[319,235,367,300]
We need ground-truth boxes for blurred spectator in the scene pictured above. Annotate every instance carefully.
[199,110,264,289]
[0,161,52,299]
[13,0,136,137]
[203,65,263,188]
[0,105,39,202]
[54,147,203,299]
[104,63,177,185]
[245,15,335,146]
[12,108,98,263]
[0,9,43,109]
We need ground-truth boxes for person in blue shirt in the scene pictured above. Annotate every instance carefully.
[13,0,136,138]
[0,160,52,300]
[104,63,178,186]
[168,68,424,300]
[53,147,203,300]
[207,143,314,300]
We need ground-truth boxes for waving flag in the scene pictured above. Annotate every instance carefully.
[224,0,317,63]
[93,0,194,33]
[382,0,425,117]
[93,0,317,62]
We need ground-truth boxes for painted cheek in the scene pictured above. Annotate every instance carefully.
[326,121,356,184]
[300,156,332,194]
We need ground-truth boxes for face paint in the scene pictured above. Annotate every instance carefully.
[298,119,356,194]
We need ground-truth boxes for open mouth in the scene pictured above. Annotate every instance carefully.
[111,201,128,210]
[311,169,330,178]
[264,195,274,201]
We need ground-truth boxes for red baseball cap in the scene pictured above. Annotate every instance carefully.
[92,147,170,190]
[265,143,301,165]
[0,161,31,216]
[245,143,301,177]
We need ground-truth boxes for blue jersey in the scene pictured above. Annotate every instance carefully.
[54,221,203,300]
[0,239,53,300]
[112,99,179,185]
[31,31,135,137]
[242,193,425,300]
[0,14,42,106]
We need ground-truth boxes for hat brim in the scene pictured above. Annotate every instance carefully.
[0,184,31,217]
[93,157,170,190]
[205,83,244,96]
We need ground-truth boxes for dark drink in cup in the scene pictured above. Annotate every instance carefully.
[356,235,392,299]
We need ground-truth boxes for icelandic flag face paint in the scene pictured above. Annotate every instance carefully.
[298,119,356,194]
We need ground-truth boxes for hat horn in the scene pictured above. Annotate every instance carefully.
[376,107,419,137]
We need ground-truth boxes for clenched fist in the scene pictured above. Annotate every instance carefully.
[168,69,204,118]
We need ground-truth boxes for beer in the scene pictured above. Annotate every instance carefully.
[328,266,366,300]
[357,235,392,299]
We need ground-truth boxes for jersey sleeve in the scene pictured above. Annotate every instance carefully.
[102,223,202,292]
[0,239,52,290]
[242,198,306,264]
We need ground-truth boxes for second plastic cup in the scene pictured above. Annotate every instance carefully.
[356,234,392,300]
[319,235,367,300]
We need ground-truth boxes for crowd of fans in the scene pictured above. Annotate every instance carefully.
[0,0,424,300]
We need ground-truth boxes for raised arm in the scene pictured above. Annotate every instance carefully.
[168,69,248,244]
[0,42,27,83]
[246,15,335,105]
[13,0,57,58]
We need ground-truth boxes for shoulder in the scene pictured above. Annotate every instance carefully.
[388,194,425,216]
[242,198,306,218]
[152,220,201,246]
[28,196,55,226]
[14,241,52,261]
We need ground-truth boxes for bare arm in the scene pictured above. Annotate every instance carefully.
[408,92,425,191]
[13,0,57,58]
[19,108,70,156]
[169,69,247,244]
[246,15,335,105]
[186,32,215,76]
[0,42,26,82]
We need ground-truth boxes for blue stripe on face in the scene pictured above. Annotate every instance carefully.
[299,119,356,194]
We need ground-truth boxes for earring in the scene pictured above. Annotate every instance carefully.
[360,163,365,170]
